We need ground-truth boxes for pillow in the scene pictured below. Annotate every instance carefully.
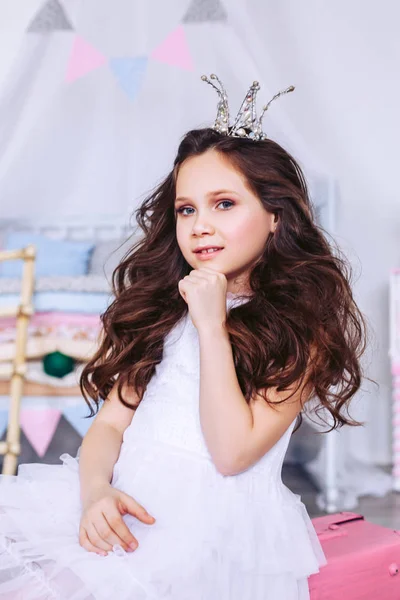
[0,275,110,294]
[0,291,112,313]
[0,232,94,278]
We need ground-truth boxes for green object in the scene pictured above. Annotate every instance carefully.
[43,351,75,378]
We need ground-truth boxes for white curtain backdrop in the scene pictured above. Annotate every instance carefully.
[0,0,398,509]
[0,0,330,219]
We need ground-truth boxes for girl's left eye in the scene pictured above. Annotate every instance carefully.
[218,200,234,209]
[175,200,234,216]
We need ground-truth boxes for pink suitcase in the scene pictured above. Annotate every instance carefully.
[308,512,400,599]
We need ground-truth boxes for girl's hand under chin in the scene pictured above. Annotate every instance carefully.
[178,267,227,332]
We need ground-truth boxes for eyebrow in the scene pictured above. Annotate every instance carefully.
[174,189,239,206]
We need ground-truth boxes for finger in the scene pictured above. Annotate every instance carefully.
[180,278,196,290]
[94,514,132,552]
[187,272,210,283]
[186,271,221,286]
[104,508,139,551]
[121,494,156,525]
[85,522,113,553]
[178,280,187,301]
[79,528,107,557]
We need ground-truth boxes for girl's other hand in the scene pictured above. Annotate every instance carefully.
[79,482,156,556]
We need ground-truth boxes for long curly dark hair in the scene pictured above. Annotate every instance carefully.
[80,127,373,433]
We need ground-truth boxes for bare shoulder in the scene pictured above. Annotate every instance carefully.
[94,380,141,436]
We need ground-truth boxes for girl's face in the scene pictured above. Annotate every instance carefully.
[175,149,277,293]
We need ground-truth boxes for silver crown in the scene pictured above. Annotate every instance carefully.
[201,74,295,141]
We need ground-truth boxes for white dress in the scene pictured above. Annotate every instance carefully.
[0,293,327,600]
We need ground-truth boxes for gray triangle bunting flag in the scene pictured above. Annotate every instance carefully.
[27,0,74,33]
[182,0,228,23]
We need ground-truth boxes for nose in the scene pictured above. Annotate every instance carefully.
[191,212,215,236]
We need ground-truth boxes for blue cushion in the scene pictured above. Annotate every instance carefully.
[0,291,112,313]
[0,233,94,278]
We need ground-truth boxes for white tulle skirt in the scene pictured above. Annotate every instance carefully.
[0,438,327,600]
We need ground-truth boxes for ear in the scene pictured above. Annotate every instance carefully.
[271,212,278,232]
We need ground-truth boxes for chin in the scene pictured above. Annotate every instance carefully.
[198,263,226,273]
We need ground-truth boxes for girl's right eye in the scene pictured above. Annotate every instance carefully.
[176,206,194,216]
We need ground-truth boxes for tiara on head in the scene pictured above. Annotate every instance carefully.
[201,74,295,141]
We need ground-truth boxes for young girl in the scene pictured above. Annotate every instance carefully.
[0,76,367,600]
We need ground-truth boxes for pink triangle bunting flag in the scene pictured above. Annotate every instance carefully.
[151,26,194,71]
[66,35,107,83]
[20,408,62,457]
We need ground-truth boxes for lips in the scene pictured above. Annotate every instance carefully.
[193,247,224,260]
[193,246,223,254]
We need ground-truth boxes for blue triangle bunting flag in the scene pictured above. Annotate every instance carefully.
[110,56,148,102]
[27,0,74,33]
[182,0,228,23]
